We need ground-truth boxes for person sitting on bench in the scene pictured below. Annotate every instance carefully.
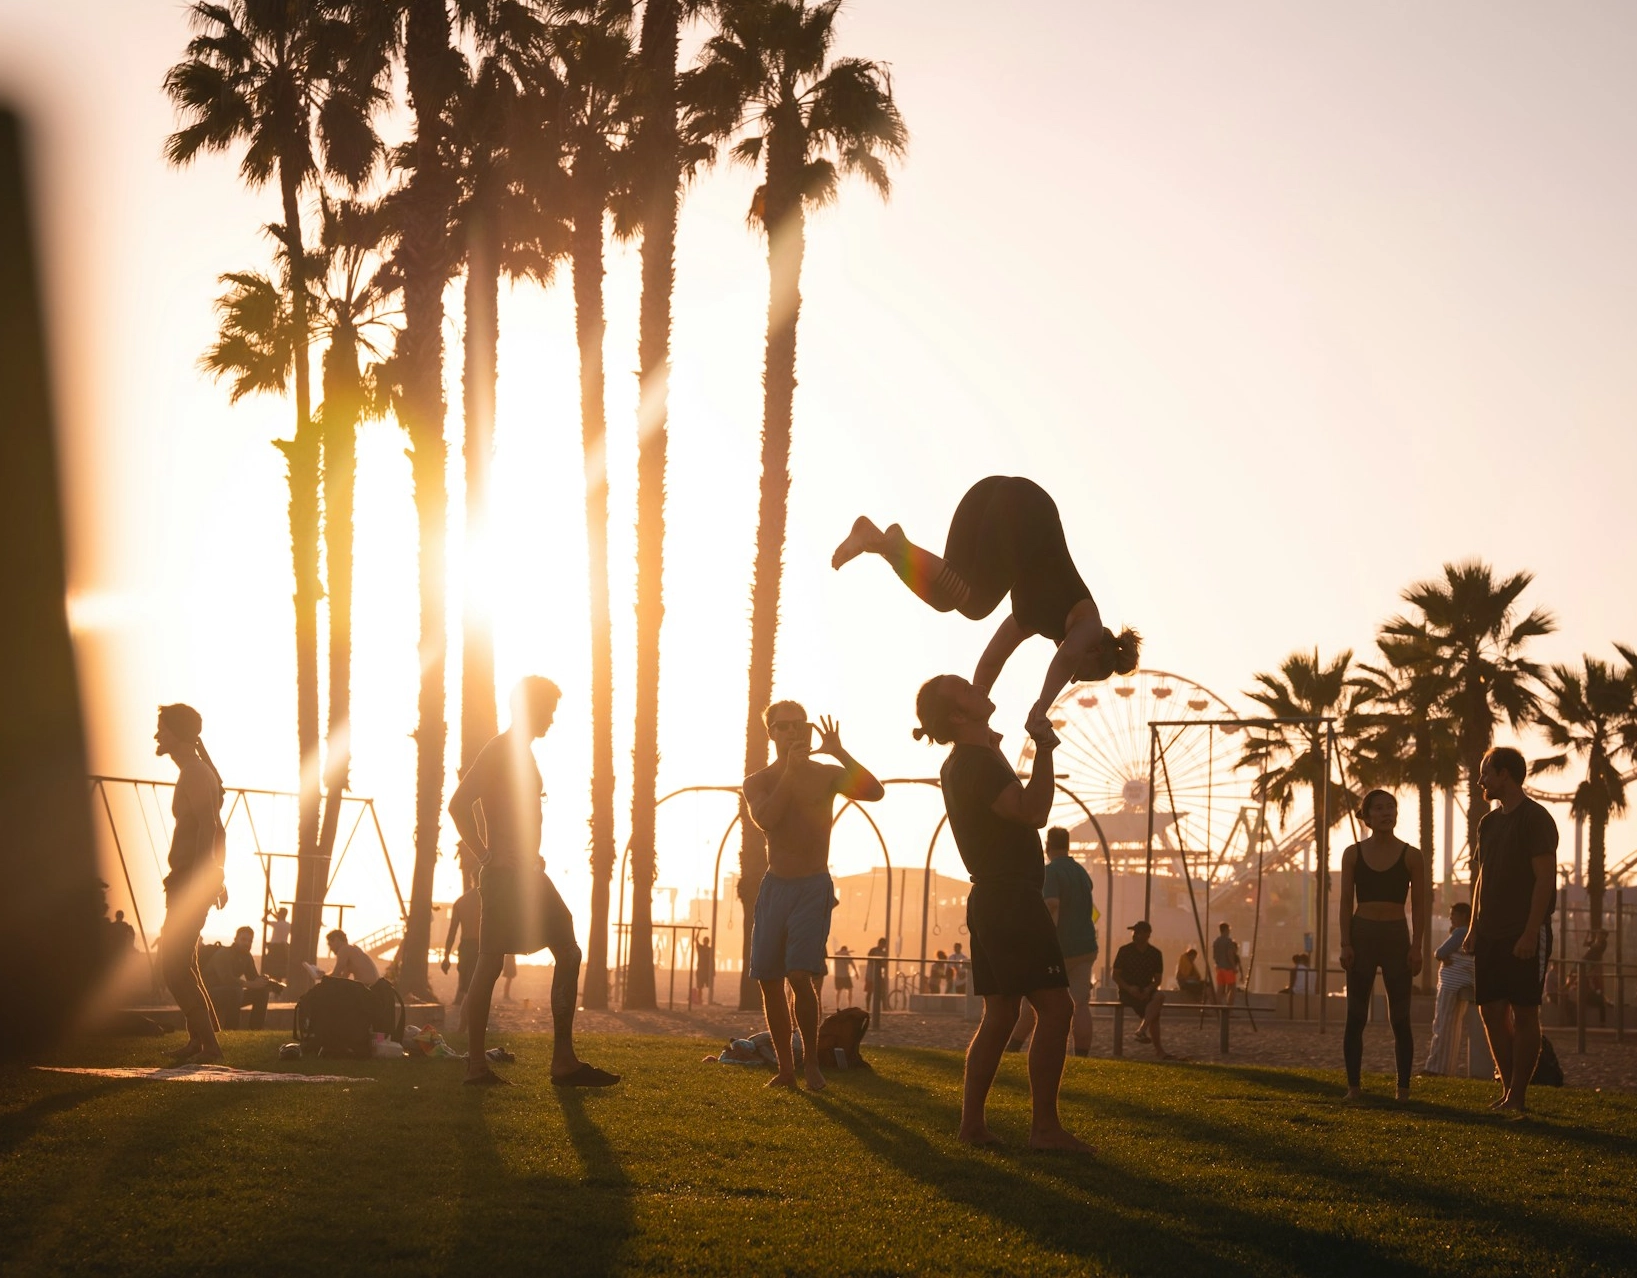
[1113,921,1174,1060]
[1175,946,1207,1003]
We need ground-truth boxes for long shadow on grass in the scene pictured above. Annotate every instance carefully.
[816,1073,1392,1278]
[1094,1078,1637,1272]
[0,1079,119,1156]
[447,1089,633,1277]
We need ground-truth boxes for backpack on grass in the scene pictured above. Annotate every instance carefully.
[816,1008,872,1070]
[294,977,374,1059]
[1532,1035,1564,1087]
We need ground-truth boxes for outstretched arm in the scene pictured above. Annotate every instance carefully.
[990,729,1057,828]
[816,717,885,802]
[972,616,1027,695]
[1030,601,1105,721]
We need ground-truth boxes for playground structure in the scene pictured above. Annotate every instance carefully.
[609,669,1346,1013]
[89,776,408,965]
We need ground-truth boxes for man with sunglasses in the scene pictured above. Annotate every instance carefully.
[743,701,885,1090]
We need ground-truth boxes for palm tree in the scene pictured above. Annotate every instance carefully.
[386,0,467,997]
[166,0,383,971]
[1352,624,1460,987]
[1533,651,1637,935]
[548,2,635,1005]
[681,0,906,1008]
[452,0,561,774]
[309,199,398,937]
[1385,561,1555,869]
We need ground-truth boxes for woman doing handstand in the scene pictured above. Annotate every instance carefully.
[833,476,1139,730]
[1339,789,1427,1101]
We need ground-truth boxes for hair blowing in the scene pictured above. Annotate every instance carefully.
[1111,626,1142,676]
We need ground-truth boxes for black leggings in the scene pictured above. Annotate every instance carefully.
[1344,916,1413,1089]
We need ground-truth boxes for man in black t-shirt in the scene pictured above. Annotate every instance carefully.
[1463,745,1558,1117]
[1112,921,1173,1059]
[915,674,1090,1154]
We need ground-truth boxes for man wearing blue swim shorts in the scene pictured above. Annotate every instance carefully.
[744,701,884,1090]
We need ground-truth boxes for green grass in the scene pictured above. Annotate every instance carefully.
[2,1033,1634,1276]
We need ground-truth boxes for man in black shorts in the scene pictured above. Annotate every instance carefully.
[1463,745,1557,1117]
[914,674,1091,1153]
[448,677,618,1088]
[1112,921,1173,1059]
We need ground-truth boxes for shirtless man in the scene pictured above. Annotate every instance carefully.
[327,929,380,984]
[743,701,884,1090]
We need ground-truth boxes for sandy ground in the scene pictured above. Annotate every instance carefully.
[435,964,1637,1093]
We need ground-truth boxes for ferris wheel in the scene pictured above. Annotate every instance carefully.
[1016,669,1265,878]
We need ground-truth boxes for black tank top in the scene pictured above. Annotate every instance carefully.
[1352,841,1410,905]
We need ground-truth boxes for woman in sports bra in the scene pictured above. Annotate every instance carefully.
[832,477,1141,735]
[1338,789,1428,1100]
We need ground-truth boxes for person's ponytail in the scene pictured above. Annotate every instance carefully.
[1112,627,1142,676]
[193,738,225,811]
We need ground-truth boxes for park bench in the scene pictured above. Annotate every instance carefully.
[1088,998,1260,1058]
[122,1000,444,1034]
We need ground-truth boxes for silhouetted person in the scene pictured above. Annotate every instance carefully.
[441,885,481,1030]
[834,477,1141,732]
[327,928,380,984]
[262,906,290,980]
[1212,922,1243,1006]
[1113,921,1172,1059]
[915,674,1090,1153]
[108,909,137,956]
[1464,746,1558,1118]
[693,934,715,1006]
[865,937,887,1008]
[744,702,884,1090]
[1175,947,1207,1002]
[1007,825,1098,1056]
[832,945,855,1007]
[449,677,616,1087]
[1338,789,1427,1101]
[205,926,271,1030]
[155,703,226,1063]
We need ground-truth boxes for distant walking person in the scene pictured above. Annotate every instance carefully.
[915,674,1091,1152]
[154,703,227,1064]
[449,678,617,1087]
[833,477,1140,732]
[832,945,856,1007]
[1338,790,1428,1101]
[693,934,715,1007]
[1007,826,1098,1056]
[441,884,481,1030]
[1212,922,1243,1005]
[744,702,884,1090]
[1423,901,1475,1076]
[1463,747,1558,1117]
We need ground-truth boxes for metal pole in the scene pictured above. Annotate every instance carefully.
[1618,888,1626,1044]
[920,816,948,970]
[707,812,740,995]
[1144,725,1157,921]
[95,780,151,954]
[1576,956,1587,1055]
[1318,724,1333,1034]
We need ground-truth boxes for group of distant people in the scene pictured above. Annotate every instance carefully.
[147,475,1565,1133]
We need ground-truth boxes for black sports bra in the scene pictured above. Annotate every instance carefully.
[1353,841,1410,905]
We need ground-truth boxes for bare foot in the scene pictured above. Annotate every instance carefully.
[831,515,883,569]
[1029,1128,1096,1155]
[765,1072,799,1089]
[803,1066,828,1092]
[168,1040,204,1063]
[192,1048,225,1065]
[1344,1087,1364,1101]
[1488,1094,1510,1110]
[1395,1088,1411,1102]
[957,1126,1004,1147]
[1498,1101,1530,1120]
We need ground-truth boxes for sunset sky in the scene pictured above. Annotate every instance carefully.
[4,2,1635,948]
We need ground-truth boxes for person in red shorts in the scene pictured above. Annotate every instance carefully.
[1212,921,1243,1006]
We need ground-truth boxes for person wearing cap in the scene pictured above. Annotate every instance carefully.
[1112,921,1174,1059]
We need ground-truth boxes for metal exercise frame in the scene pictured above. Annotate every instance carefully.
[1147,718,1335,1030]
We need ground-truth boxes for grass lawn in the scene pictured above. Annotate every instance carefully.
[3,1032,1634,1277]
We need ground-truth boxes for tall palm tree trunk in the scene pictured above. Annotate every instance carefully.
[736,169,805,1010]
[1588,808,1607,934]
[279,168,325,971]
[1414,732,1435,990]
[460,204,501,773]
[616,0,681,1013]
[313,332,361,948]
[398,0,458,999]
[571,183,618,1010]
